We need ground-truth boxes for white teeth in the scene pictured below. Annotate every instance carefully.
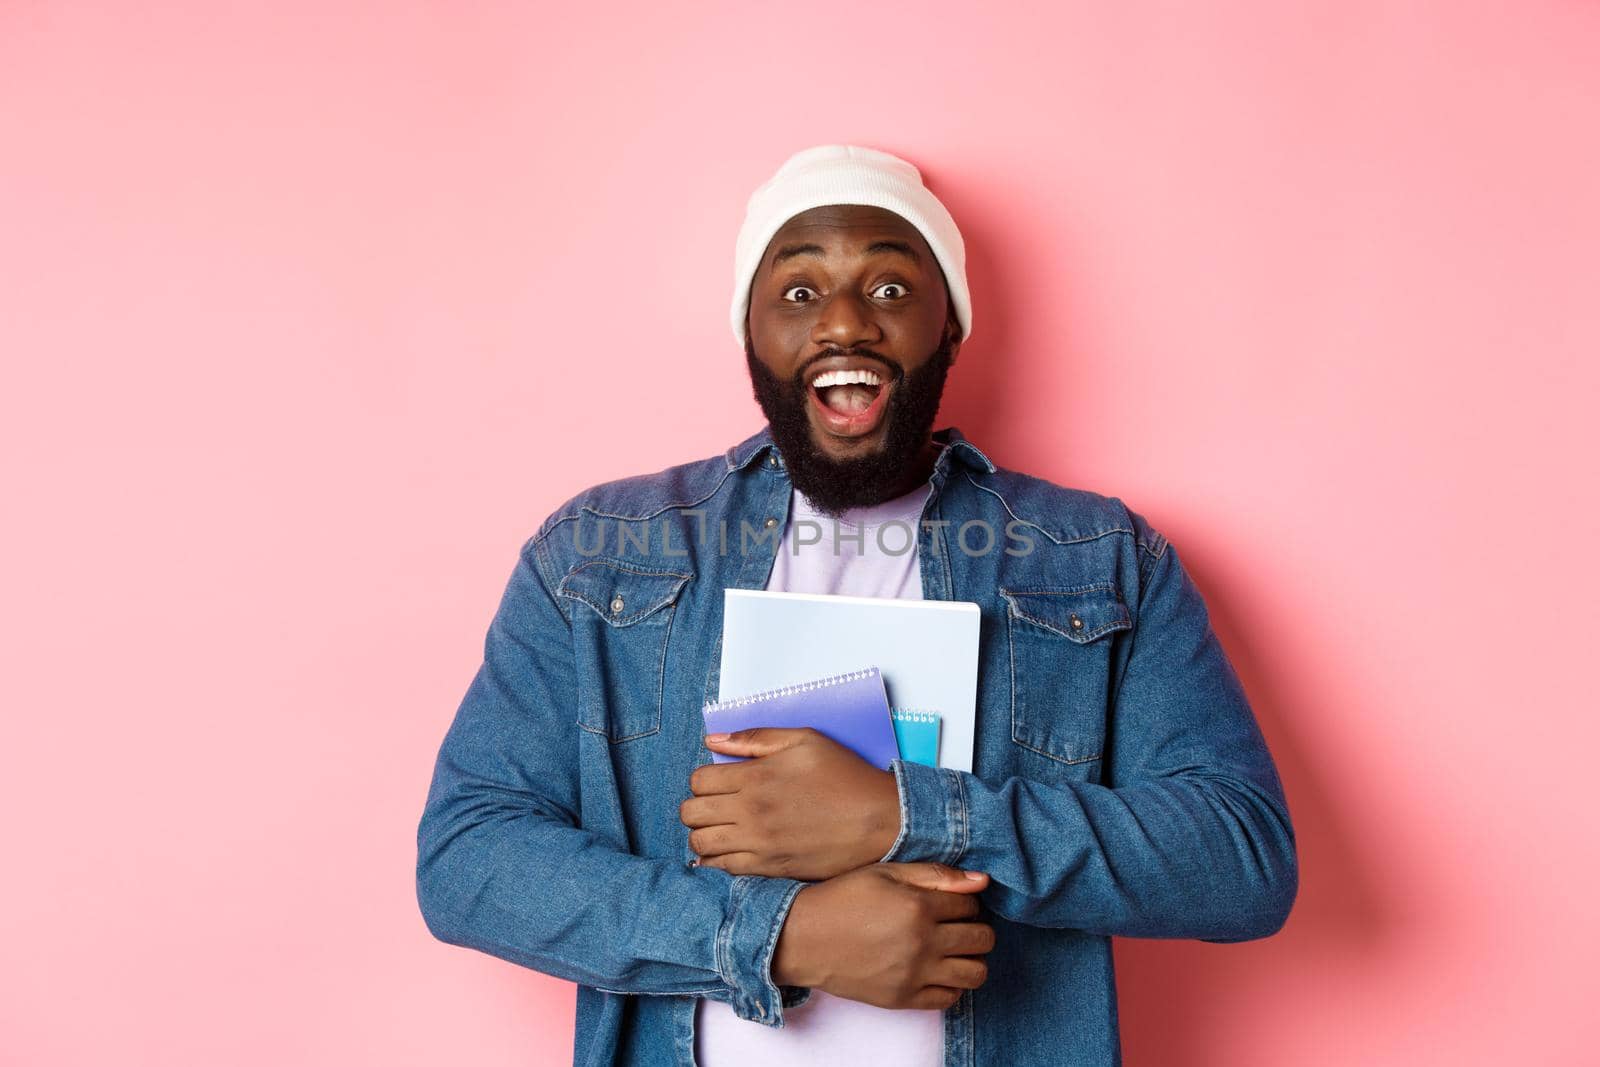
[810,368,883,389]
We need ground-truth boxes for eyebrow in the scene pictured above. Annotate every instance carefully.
[770,239,923,268]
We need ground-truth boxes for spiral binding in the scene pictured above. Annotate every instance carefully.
[890,708,939,723]
[703,666,880,712]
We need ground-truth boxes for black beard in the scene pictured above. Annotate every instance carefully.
[744,332,955,518]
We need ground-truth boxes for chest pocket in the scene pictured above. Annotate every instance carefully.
[1001,583,1132,771]
[557,559,692,742]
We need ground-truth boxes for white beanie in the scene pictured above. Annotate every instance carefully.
[730,144,972,349]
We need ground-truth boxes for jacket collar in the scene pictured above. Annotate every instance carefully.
[724,423,997,476]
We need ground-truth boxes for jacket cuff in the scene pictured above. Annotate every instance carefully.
[880,758,970,865]
[716,874,808,1027]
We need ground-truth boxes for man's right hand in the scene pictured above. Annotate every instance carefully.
[771,862,995,1011]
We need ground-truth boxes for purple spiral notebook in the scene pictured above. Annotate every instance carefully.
[701,666,900,769]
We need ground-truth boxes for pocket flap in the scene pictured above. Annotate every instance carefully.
[1000,584,1131,643]
[558,560,692,626]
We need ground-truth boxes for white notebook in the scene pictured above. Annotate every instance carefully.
[718,589,982,772]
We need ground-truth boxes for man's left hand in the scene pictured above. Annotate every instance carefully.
[680,727,902,881]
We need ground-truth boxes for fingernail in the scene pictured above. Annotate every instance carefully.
[706,733,730,743]
[964,871,985,881]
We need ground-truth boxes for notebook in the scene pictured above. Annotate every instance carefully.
[890,709,941,767]
[701,666,900,769]
[718,589,981,772]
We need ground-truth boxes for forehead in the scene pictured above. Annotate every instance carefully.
[761,204,933,266]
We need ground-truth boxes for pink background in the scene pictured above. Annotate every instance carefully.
[3,3,1597,1064]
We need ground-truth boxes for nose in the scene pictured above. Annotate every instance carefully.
[810,288,883,350]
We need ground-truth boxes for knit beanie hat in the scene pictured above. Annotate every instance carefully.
[730,144,972,349]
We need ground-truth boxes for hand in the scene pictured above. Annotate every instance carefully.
[681,727,901,881]
[772,862,995,1011]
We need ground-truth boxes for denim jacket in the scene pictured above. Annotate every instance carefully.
[416,423,1298,1067]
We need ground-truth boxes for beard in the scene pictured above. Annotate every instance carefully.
[744,330,956,518]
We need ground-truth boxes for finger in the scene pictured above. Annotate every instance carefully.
[909,986,963,1012]
[694,851,760,876]
[703,726,812,758]
[687,823,748,859]
[929,956,989,991]
[687,762,743,797]
[934,921,996,958]
[880,862,989,893]
[679,794,739,828]
[925,890,982,923]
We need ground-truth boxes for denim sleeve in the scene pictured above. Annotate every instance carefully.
[415,533,807,1027]
[880,531,1298,942]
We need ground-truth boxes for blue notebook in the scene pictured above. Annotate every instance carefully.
[701,666,900,769]
[889,709,941,767]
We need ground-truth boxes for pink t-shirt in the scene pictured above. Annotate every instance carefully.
[694,475,943,1066]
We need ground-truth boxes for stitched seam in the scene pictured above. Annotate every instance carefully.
[957,770,970,861]
[650,597,674,735]
[559,595,683,626]
[1002,593,1130,642]
[565,558,695,581]
[939,496,955,596]
[957,441,997,473]
[1112,575,1157,725]
[1138,525,1169,561]
[1007,607,1129,643]
[1126,517,1173,677]
[725,435,774,472]
[573,468,739,525]
[938,439,996,475]
[962,472,1134,547]
[758,881,805,1021]
[1007,610,1019,750]
[1135,523,1169,588]
[533,460,742,545]
[590,984,725,997]
[535,512,581,545]
[1117,534,1170,735]
[885,761,912,861]
[556,560,692,623]
[715,887,732,997]
[529,536,626,743]
[1011,734,1103,765]
[526,535,575,629]
[576,720,659,743]
[998,582,1117,597]
[950,768,970,864]
[935,768,952,863]
[560,598,683,626]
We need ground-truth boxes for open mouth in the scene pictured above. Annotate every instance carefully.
[808,367,891,437]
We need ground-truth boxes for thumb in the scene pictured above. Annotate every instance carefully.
[703,726,806,757]
[882,862,989,893]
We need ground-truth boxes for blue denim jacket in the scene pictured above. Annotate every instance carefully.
[416,424,1297,1067]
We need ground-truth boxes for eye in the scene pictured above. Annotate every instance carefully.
[782,285,819,303]
[872,282,909,300]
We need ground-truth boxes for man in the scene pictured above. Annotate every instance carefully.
[416,144,1298,1067]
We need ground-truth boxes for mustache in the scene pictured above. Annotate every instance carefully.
[793,349,903,386]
